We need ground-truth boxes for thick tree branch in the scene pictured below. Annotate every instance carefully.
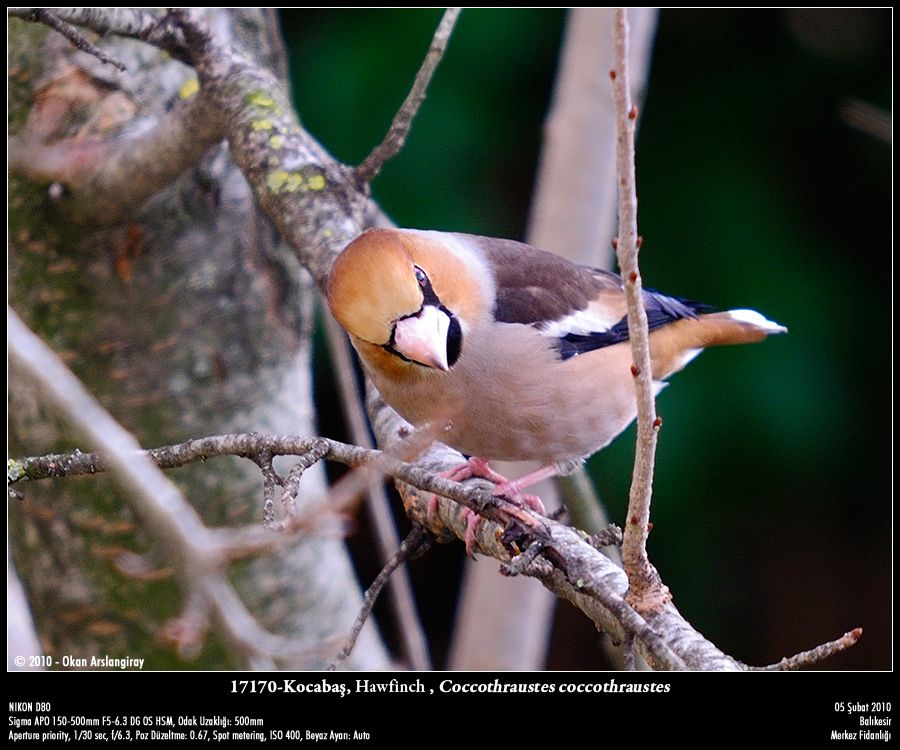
[611,7,670,615]
[164,8,362,289]
[356,8,461,182]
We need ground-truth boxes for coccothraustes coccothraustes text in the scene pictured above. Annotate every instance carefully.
[327,228,786,546]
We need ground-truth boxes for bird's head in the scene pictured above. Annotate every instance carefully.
[327,228,484,372]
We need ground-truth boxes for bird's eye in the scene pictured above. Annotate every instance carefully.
[414,267,428,287]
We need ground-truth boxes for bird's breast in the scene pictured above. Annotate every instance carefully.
[358,323,645,465]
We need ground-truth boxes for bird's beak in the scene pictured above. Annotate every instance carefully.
[393,305,451,371]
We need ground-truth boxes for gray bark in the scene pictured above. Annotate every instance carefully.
[8,9,388,670]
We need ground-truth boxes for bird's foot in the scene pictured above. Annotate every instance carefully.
[462,508,480,558]
[426,491,481,558]
[426,457,511,557]
[441,456,510,485]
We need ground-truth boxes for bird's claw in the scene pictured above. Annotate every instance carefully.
[491,483,546,515]
[427,491,481,557]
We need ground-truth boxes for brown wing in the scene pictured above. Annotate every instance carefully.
[460,233,623,325]
[458,233,710,360]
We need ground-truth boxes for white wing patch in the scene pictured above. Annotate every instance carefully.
[537,300,624,338]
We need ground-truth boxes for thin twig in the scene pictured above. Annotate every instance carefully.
[479,9,653,675]
[10,428,533,555]
[611,7,670,615]
[325,312,433,670]
[10,8,126,70]
[281,463,304,520]
[547,506,567,522]
[355,8,461,182]
[752,628,863,671]
[9,7,191,63]
[500,540,546,577]
[279,440,330,525]
[10,431,451,518]
[9,434,345,484]
[254,450,280,529]
[328,526,432,670]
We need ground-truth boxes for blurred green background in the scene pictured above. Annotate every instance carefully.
[282,8,891,669]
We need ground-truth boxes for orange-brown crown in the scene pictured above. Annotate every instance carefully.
[327,229,424,345]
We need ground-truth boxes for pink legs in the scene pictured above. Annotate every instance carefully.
[427,457,553,555]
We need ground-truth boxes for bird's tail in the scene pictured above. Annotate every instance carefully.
[649,309,787,379]
[697,309,788,345]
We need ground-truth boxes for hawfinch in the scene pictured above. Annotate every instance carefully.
[327,228,785,537]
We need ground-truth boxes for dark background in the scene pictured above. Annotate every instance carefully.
[281,8,891,669]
